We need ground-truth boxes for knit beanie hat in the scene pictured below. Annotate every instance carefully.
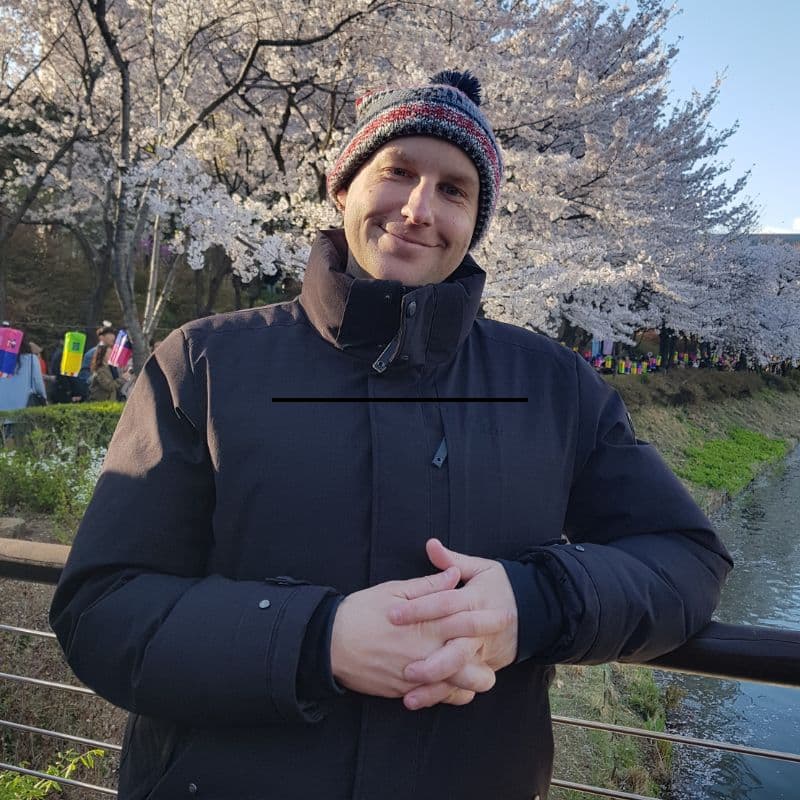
[327,70,503,249]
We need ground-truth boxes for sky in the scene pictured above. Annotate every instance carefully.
[661,0,800,233]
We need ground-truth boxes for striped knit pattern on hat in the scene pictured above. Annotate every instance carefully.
[327,70,503,249]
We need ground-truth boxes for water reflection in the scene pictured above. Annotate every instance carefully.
[665,447,800,800]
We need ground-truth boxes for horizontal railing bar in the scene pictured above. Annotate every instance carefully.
[0,761,116,796]
[0,671,96,695]
[645,621,800,687]
[0,719,121,752]
[0,537,70,584]
[552,715,800,764]
[0,622,57,639]
[551,777,660,800]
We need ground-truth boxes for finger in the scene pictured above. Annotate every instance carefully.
[393,566,460,601]
[439,660,496,694]
[435,608,514,640]
[426,538,488,581]
[388,588,470,625]
[403,637,479,684]
[404,682,475,711]
[442,688,476,706]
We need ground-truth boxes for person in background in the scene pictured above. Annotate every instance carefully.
[50,341,87,404]
[27,341,47,377]
[27,341,54,399]
[78,322,117,393]
[0,340,47,411]
[88,343,130,402]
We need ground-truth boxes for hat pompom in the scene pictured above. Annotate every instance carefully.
[430,69,482,106]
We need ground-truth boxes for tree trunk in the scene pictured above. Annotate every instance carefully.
[92,0,148,370]
[659,323,676,370]
[201,245,232,317]
[68,225,112,334]
[0,231,8,322]
[145,253,183,342]
[142,215,161,329]
[0,260,7,323]
[558,317,588,350]
[84,263,112,334]
[194,269,206,318]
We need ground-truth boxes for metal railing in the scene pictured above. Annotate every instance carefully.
[2,537,800,800]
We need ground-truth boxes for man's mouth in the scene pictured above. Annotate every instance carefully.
[383,227,437,248]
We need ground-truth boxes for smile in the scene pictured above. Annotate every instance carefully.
[384,228,438,248]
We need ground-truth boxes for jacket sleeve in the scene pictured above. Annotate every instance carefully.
[504,355,733,665]
[49,329,340,727]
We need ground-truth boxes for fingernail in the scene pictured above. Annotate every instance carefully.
[388,608,402,624]
[406,696,419,710]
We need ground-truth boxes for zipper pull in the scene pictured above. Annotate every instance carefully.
[372,332,402,374]
[432,437,448,468]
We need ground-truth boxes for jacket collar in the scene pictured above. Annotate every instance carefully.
[298,229,486,371]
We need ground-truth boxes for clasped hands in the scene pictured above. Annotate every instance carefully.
[330,538,518,711]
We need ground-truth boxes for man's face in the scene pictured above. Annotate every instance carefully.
[336,136,479,285]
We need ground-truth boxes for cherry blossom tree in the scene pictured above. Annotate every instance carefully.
[0,0,111,321]
[714,236,800,361]
[477,1,760,349]
[5,0,795,364]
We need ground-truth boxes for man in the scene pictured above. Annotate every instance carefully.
[50,71,732,800]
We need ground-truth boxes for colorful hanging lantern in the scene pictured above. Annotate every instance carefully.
[0,327,24,377]
[60,331,86,376]
[108,329,133,369]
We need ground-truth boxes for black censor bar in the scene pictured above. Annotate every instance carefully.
[271,397,528,403]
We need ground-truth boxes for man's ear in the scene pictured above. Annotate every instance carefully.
[335,186,347,210]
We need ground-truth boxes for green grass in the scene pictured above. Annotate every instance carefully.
[676,427,788,494]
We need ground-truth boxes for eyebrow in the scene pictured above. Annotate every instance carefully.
[379,148,479,190]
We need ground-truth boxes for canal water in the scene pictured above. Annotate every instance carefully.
[663,446,800,799]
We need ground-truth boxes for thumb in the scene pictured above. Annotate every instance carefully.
[426,538,487,581]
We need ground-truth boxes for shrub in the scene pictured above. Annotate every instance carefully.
[0,405,116,539]
[1,403,122,451]
[0,749,105,800]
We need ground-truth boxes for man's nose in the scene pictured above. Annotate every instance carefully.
[401,180,434,225]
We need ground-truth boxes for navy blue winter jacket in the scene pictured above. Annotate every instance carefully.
[50,229,732,800]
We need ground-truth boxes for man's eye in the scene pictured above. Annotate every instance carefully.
[442,184,464,198]
[389,167,409,177]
